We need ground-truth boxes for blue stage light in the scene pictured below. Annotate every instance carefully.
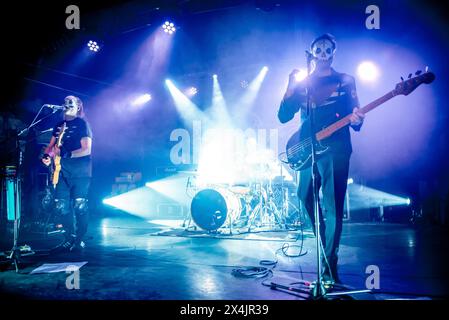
[186,87,198,97]
[357,61,379,82]
[295,69,308,82]
[162,21,176,34]
[87,40,100,52]
[132,93,152,106]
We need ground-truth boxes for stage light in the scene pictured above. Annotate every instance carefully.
[357,61,379,82]
[295,69,308,82]
[212,74,218,78]
[262,66,269,72]
[165,78,208,125]
[132,93,152,106]
[186,87,198,97]
[346,183,411,211]
[347,178,354,185]
[87,40,100,52]
[162,21,176,34]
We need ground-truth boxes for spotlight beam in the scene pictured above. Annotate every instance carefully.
[347,184,411,211]
[145,175,191,206]
[234,66,269,122]
[206,75,232,127]
[103,187,155,217]
[165,79,209,126]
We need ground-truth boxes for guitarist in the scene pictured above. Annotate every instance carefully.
[278,34,364,286]
[41,95,92,253]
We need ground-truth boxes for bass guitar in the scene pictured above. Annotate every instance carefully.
[285,70,435,171]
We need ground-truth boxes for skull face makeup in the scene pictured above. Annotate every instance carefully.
[64,95,81,118]
[311,38,336,61]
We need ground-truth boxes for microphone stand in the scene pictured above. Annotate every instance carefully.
[270,54,371,300]
[304,51,326,298]
[3,105,59,272]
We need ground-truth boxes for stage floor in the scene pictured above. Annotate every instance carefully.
[0,214,448,300]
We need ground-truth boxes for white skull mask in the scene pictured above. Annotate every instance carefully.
[311,39,335,61]
[64,96,78,110]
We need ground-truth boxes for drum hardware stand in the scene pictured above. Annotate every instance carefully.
[265,178,287,229]
[247,180,285,232]
[183,176,197,231]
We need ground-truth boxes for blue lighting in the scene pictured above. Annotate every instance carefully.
[87,40,100,52]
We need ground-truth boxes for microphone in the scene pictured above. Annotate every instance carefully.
[44,104,67,110]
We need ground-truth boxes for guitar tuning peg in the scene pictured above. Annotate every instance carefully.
[415,70,422,76]
[408,73,412,79]
[400,76,404,81]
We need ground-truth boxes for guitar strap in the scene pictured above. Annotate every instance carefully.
[337,78,342,98]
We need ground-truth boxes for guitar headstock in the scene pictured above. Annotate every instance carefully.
[394,70,435,96]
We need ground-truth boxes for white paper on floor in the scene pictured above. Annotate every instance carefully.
[30,262,88,274]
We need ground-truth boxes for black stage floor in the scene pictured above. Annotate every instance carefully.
[0,214,448,300]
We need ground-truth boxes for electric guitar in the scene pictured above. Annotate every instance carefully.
[285,70,435,171]
[51,122,67,188]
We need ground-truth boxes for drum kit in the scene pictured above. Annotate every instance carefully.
[183,156,301,234]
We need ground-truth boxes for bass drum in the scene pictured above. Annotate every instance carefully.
[190,188,242,231]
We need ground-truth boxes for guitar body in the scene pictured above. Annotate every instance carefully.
[51,122,67,189]
[286,124,328,171]
[52,155,62,187]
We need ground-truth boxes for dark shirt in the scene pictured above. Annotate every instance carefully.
[278,68,361,155]
[52,117,92,178]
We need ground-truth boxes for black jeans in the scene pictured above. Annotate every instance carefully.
[54,173,91,242]
[298,153,350,281]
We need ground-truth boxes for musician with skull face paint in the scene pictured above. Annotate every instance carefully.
[278,34,365,286]
[42,95,92,253]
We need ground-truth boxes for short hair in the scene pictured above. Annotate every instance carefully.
[310,33,337,52]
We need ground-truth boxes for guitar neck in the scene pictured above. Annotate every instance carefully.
[315,90,397,141]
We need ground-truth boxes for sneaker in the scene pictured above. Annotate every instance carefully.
[51,237,75,254]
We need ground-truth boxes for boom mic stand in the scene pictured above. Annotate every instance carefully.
[2,106,58,272]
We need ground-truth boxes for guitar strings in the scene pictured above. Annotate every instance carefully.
[287,137,312,155]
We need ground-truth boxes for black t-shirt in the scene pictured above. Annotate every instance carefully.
[278,69,361,155]
[52,117,92,178]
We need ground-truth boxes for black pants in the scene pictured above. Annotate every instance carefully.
[298,153,350,281]
[54,173,91,243]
